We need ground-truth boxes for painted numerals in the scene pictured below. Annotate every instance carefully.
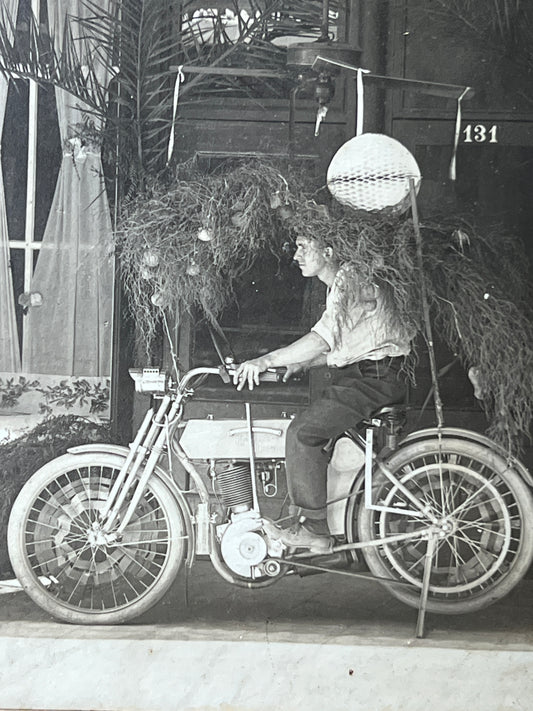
[462,124,499,143]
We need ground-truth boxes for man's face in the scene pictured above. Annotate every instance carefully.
[293,237,327,278]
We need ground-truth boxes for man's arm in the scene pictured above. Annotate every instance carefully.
[234,331,330,390]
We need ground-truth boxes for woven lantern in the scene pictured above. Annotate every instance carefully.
[327,133,421,213]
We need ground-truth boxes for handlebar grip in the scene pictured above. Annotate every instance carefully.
[260,367,303,382]
[259,368,286,383]
[227,365,303,384]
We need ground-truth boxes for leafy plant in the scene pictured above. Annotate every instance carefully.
[0,1,341,190]
[36,379,111,414]
[0,377,40,409]
[427,0,533,94]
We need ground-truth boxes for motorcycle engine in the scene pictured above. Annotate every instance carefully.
[212,460,285,578]
[217,510,284,579]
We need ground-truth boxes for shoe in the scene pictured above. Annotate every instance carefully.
[263,520,333,555]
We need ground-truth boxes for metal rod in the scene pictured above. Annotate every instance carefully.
[100,406,154,520]
[333,526,432,552]
[312,56,474,100]
[410,179,445,428]
[103,396,173,530]
[116,398,183,534]
[272,558,415,588]
[416,534,437,638]
[288,85,298,161]
[245,403,260,511]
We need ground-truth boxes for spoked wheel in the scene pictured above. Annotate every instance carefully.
[8,453,188,624]
[356,438,533,614]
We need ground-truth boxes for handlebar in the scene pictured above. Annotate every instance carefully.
[129,365,294,395]
[224,364,291,384]
[129,363,298,395]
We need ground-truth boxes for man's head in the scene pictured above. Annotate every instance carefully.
[293,237,338,285]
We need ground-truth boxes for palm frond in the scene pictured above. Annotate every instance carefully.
[0,3,111,113]
[0,0,349,185]
[430,0,533,78]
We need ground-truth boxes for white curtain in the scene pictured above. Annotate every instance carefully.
[0,0,21,371]
[22,0,114,376]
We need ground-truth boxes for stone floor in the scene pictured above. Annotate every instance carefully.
[0,561,532,710]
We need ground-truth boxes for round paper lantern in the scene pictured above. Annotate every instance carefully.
[327,133,421,213]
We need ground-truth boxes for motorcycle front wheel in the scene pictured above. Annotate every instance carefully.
[356,438,533,614]
[8,452,188,624]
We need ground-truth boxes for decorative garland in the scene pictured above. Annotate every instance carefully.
[117,159,533,454]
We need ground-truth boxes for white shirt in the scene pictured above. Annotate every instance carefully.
[311,267,413,367]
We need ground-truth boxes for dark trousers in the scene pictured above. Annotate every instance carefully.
[285,358,406,520]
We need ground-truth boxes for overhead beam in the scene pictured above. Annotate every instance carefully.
[313,56,474,100]
[171,65,287,79]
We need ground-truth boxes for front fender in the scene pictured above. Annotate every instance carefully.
[68,443,132,457]
[67,443,196,566]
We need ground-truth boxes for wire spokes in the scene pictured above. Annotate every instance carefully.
[374,454,516,598]
[22,463,183,614]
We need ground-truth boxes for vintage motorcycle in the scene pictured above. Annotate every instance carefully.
[8,360,533,635]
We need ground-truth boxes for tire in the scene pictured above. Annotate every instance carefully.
[356,438,533,614]
[8,452,188,624]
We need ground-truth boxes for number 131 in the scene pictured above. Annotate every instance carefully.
[463,124,498,143]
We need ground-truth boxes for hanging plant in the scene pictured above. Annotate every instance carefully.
[421,220,533,453]
[117,159,293,350]
[117,157,533,455]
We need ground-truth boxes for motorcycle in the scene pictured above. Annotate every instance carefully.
[7,360,533,636]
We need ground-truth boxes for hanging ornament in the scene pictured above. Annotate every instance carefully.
[197,227,213,242]
[151,291,166,307]
[187,259,201,276]
[270,192,283,210]
[142,249,160,267]
[327,133,421,213]
[483,284,495,300]
[468,367,484,400]
[452,229,470,252]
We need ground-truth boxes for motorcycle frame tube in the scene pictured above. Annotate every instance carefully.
[91,395,173,528]
[114,397,185,533]
[98,395,175,532]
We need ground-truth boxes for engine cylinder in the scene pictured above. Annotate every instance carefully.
[216,463,253,512]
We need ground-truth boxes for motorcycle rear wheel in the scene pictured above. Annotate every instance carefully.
[8,452,188,624]
[356,438,533,614]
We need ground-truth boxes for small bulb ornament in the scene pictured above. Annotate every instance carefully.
[197,227,213,242]
[151,291,166,307]
[187,259,201,276]
[142,249,160,267]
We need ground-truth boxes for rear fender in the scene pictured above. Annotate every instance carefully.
[399,427,533,488]
[67,443,196,566]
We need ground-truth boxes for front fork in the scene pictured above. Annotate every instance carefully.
[95,391,216,562]
[100,395,183,532]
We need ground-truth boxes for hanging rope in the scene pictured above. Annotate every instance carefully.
[355,68,370,136]
[449,87,470,180]
[166,65,186,166]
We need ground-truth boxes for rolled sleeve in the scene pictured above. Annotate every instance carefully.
[311,311,335,352]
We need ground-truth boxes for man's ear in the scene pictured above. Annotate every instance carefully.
[323,246,333,259]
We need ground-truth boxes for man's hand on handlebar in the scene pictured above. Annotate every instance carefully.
[232,359,305,390]
[233,357,269,391]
